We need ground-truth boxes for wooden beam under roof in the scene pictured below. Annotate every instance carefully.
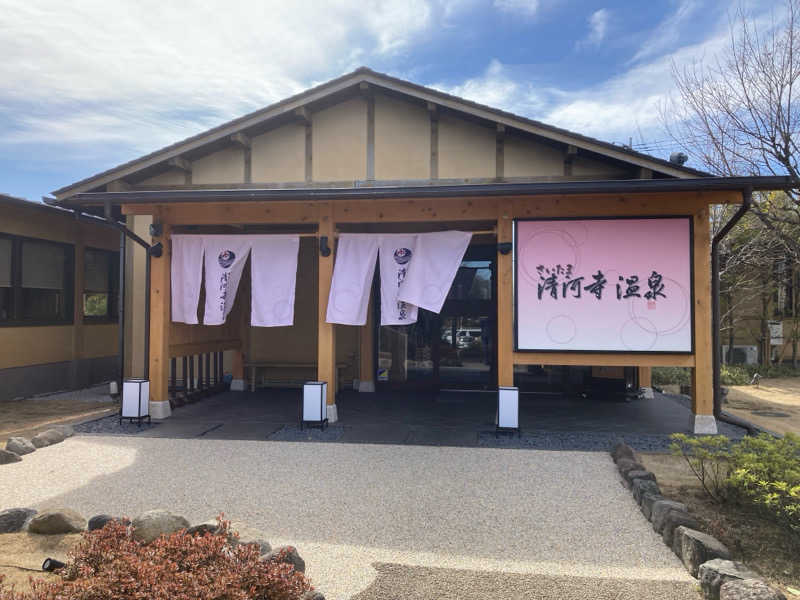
[230,132,251,149]
[167,157,192,172]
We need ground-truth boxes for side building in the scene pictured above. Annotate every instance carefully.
[0,194,121,400]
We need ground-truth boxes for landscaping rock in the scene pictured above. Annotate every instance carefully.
[616,458,646,477]
[31,429,66,448]
[0,449,22,464]
[699,559,760,600]
[88,514,116,531]
[675,527,731,577]
[186,520,220,536]
[632,478,661,504]
[28,509,86,534]
[624,469,657,489]
[263,545,305,573]
[612,441,636,464]
[5,437,36,456]
[131,510,190,543]
[652,499,688,533]
[0,508,37,533]
[54,425,75,438]
[302,592,325,600]
[641,492,664,520]
[720,579,786,600]
[662,510,701,548]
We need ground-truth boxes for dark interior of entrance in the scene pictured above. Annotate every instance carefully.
[376,243,637,396]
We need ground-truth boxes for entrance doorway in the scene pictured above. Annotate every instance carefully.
[376,245,496,391]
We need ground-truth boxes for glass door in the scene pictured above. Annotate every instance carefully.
[376,245,497,391]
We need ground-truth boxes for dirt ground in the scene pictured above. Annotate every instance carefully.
[724,378,800,435]
[0,533,79,593]
[0,390,117,444]
[640,453,800,595]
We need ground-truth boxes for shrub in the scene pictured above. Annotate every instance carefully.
[670,433,734,503]
[728,433,800,541]
[720,363,800,385]
[652,367,691,386]
[720,364,751,386]
[0,517,312,600]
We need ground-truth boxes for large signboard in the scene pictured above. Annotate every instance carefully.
[515,217,693,353]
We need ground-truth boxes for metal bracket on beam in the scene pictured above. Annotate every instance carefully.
[497,242,512,255]
[319,236,331,257]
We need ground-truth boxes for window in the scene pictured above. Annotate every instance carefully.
[0,234,74,325]
[83,248,119,321]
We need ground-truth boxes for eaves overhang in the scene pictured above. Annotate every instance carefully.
[48,176,793,208]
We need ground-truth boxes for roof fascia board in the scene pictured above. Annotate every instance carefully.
[59,176,792,207]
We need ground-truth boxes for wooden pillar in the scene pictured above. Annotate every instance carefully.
[638,366,652,388]
[70,223,85,388]
[317,203,337,409]
[359,293,375,392]
[692,205,714,424]
[149,221,171,406]
[497,198,514,387]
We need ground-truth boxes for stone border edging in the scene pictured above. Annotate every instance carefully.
[1,425,75,464]
[611,442,787,600]
[0,506,323,600]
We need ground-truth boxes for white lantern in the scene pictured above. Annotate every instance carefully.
[302,381,328,429]
[122,379,150,424]
[497,386,519,433]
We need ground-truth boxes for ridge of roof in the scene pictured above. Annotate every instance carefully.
[52,66,707,198]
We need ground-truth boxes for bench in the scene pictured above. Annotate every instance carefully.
[244,362,347,392]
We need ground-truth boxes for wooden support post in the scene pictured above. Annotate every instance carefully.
[638,366,652,387]
[429,102,438,180]
[496,123,505,180]
[497,199,514,387]
[317,203,337,415]
[359,293,375,392]
[692,205,715,431]
[148,221,172,413]
[563,145,578,177]
[366,92,375,181]
[70,223,85,389]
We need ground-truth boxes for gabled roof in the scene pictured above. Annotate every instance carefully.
[52,67,708,200]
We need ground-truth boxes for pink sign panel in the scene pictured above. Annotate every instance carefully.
[515,217,693,352]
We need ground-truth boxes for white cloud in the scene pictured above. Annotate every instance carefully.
[629,0,701,64]
[578,8,610,48]
[0,0,436,156]
[492,0,539,18]
[434,59,552,117]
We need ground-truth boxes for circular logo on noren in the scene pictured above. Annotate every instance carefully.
[218,250,235,268]
[393,248,412,265]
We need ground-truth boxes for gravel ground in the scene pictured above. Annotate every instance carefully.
[74,414,160,435]
[351,563,700,600]
[0,436,696,599]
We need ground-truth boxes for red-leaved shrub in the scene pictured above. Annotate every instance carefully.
[0,516,312,600]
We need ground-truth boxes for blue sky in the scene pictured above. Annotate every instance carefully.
[0,0,779,201]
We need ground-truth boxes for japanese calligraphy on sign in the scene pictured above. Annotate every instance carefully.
[515,217,693,353]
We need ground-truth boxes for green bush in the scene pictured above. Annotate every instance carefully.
[721,363,800,385]
[721,364,751,386]
[670,433,734,503]
[652,367,691,386]
[728,433,800,540]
